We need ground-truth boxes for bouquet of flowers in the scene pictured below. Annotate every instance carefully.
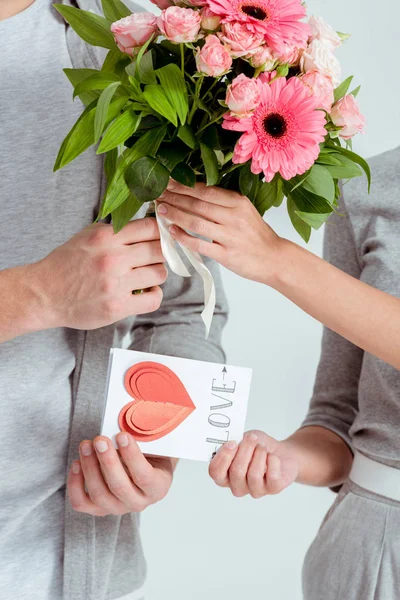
[54,0,369,332]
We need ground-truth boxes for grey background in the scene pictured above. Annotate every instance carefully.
[133,1,400,598]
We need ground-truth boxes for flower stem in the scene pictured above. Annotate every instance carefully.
[180,44,185,76]
[188,75,204,125]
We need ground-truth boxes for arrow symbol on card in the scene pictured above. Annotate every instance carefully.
[222,366,227,380]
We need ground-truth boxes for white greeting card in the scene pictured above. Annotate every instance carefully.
[101,348,252,462]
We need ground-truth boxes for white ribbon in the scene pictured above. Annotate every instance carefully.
[155,201,216,338]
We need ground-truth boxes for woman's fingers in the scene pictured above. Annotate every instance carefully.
[209,441,238,487]
[169,225,225,262]
[264,453,286,495]
[160,190,232,225]
[158,202,225,244]
[247,444,268,499]
[228,432,259,497]
[167,180,241,208]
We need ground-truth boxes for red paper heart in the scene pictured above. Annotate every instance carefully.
[118,362,196,442]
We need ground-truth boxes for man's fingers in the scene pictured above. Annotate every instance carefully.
[117,217,161,245]
[228,432,259,497]
[116,433,159,499]
[158,203,225,243]
[167,180,240,208]
[209,441,238,487]
[265,453,286,495]
[169,226,225,262]
[67,460,108,517]
[93,437,146,512]
[79,441,124,514]
[247,444,268,499]
[127,263,168,293]
[127,286,164,316]
[129,240,165,269]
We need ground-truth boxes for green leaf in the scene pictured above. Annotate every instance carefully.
[317,152,363,180]
[143,85,177,126]
[101,125,167,216]
[125,157,170,203]
[138,51,157,85]
[136,37,156,76]
[127,74,144,102]
[327,144,371,191]
[97,107,141,153]
[303,164,335,203]
[287,197,311,243]
[101,0,131,21]
[171,163,196,188]
[102,49,126,73]
[273,178,285,206]
[104,147,118,184]
[350,85,361,98]
[200,143,219,186]
[111,194,143,234]
[157,142,190,172]
[254,180,279,214]
[239,162,260,203]
[178,124,198,149]
[63,68,100,104]
[156,64,189,125]
[334,75,353,103]
[54,4,115,50]
[295,211,331,230]
[73,71,121,98]
[54,96,127,171]
[284,182,334,215]
[95,81,121,143]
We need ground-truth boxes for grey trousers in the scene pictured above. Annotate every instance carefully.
[302,480,400,600]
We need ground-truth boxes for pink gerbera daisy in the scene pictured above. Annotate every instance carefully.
[223,77,327,182]
[207,0,310,53]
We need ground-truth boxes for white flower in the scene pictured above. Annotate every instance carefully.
[308,16,341,52]
[300,39,341,86]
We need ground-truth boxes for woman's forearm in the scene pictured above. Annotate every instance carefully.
[270,239,400,369]
[283,426,353,488]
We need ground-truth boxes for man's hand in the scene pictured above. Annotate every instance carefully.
[68,433,176,516]
[209,430,299,498]
[32,218,167,331]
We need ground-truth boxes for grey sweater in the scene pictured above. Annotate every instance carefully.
[0,2,228,600]
[302,146,400,468]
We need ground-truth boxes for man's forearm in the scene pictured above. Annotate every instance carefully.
[282,426,353,488]
[0,264,50,343]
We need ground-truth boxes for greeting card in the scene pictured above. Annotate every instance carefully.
[101,348,252,461]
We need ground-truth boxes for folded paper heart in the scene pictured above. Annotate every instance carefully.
[118,362,196,442]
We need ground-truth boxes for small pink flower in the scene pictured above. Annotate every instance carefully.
[196,35,232,76]
[301,70,334,112]
[330,94,365,139]
[277,43,302,66]
[308,16,341,53]
[149,0,173,9]
[201,7,221,31]
[111,13,158,56]
[226,74,260,115]
[249,45,276,70]
[157,7,201,44]
[219,22,264,58]
[188,0,208,6]
[300,39,341,86]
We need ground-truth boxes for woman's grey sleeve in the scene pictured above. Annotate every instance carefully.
[301,196,364,450]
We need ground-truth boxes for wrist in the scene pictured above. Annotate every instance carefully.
[18,262,59,333]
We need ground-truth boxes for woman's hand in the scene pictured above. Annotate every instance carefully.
[158,180,283,285]
[209,430,299,498]
[68,433,176,516]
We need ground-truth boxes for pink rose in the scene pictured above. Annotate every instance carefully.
[308,16,341,53]
[219,22,264,58]
[157,7,201,44]
[330,94,365,139]
[149,0,173,9]
[249,45,276,70]
[111,13,158,56]
[277,43,302,66]
[196,35,232,77]
[200,7,221,32]
[301,70,334,112]
[187,0,208,6]
[226,74,260,115]
[300,39,341,86]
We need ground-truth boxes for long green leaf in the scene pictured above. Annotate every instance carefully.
[63,68,99,104]
[102,49,126,73]
[287,197,311,243]
[139,51,157,85]
[143,85,177,126]
[178,124,198,149]
[255,180,279,214]
[54,96,127,171]
[73,72,121,98]
[156,64,189,125]
[101,125,167,216]
[54,5,116,50]
[327,144,371,191]
[97,107,141,154]
[200,143,219,186]
[112,194,143,234]
[239,162,260,202]
[101,0,131,21]
[295,211,331,230]
[303,164,335,203]
[284,183,334,214]
[334,75,353,103]
[95,81,121,143]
